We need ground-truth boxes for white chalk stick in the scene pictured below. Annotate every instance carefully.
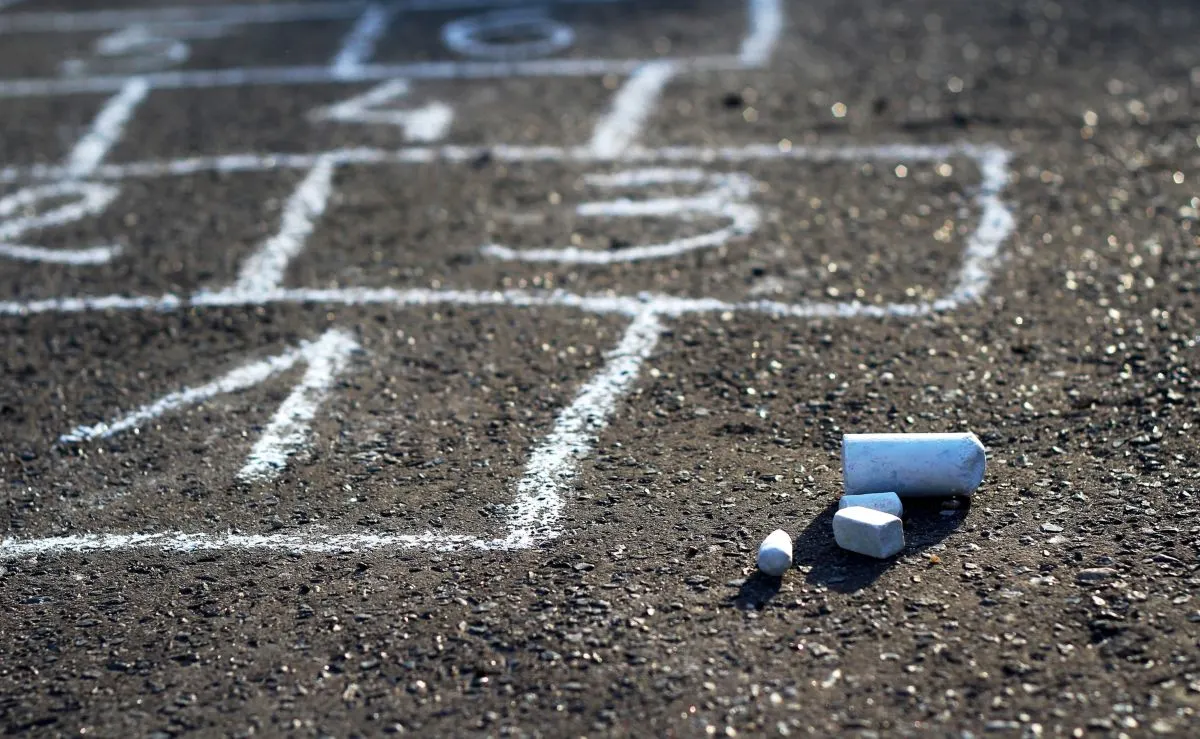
[838,492,903,517]
[756,529,793,577]
[832,506,904,559]
[842,432,986,497]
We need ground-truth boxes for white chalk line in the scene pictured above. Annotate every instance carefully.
[1,312,660,558]
[0,530,485,558]
[309,79,454,142]
[501,309,662,548]
[740,0,784,67]
[0,285,954,321]
[0,0,622,34]
[238,329,361,481]
[0,243,120,264]
[63,77,149,178]
[331,3,395,78]
[936,146,1014,307]
[220,156,337,295]
[0,142,978,184]
[0,56,746,98]
[588,60,678,158]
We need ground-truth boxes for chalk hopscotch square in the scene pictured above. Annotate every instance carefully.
[370,0,752,67]
[282,152,999,308]
[0,11,347,81]
[0,310,634,549]
[0,0,781,97]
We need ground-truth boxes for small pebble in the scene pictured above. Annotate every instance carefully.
[842,432,986,497]
[756,529,793,577]
[833,507,905,559]
[838,492,903,517]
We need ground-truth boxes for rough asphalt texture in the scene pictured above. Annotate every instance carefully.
[3,0,1200,737]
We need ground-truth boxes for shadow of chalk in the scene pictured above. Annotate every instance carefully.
[731,571,784,610]
[794,497,971,594]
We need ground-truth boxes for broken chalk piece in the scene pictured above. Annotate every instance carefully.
[833,506,905,559]
[842,432,986,497]
[756,529,793,577]
[838,491,903,518]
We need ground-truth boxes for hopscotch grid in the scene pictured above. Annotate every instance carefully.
[0,142,1016,559]
[0,0,1017,560]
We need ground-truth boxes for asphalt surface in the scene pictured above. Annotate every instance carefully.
[2,0,1200,737]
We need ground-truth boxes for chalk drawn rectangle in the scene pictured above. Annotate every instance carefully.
[0,20,353,82]
[279,154,987,307]
[0,141,1014,322]
[0,0,780,97]
[0,309,632,549]
[0,171,312,300]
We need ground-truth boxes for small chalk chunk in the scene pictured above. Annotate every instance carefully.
[756,529,793,577]
[843,432,986,497]
[833,506,905,559]
[838,492,903,517]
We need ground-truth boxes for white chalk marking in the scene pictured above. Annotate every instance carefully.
[0,530,489,559]
[227,157,337,294]
[501,310,662,547]
[0,57,729,98]
[935,146,1014,307]
[61,328,361,481]
[0,142,974,183]
[59,339,303,443]
[482,167,761,263]
[0,182,122,264]
[0,182,119,239]
[0,282,927,319]
[331,3,394,78]
[0,142,1016,321]
[64,77,149,178]
[238,329,361,481]
[588,60,677,158]
[0,243,119,264]
[59,22,238,79]
[442,6,573,61]
[740,0,784,66]
[310,79,454,142]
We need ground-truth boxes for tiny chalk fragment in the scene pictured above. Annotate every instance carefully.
[756,529,793,577]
